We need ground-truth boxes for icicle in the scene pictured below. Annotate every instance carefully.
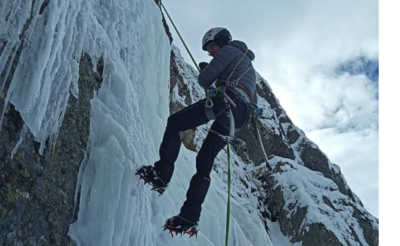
[72,149,88,219]
[0,0,92,155]
[11,124,29,158]
[0,41,21,97]
[0,41,21,134]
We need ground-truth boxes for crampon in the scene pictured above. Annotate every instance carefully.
[162,216,199,238]
[135,165,167,196]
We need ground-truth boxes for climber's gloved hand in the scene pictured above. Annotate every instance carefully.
[199,62,209,72]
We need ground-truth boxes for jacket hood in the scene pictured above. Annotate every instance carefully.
[229,40,255,61]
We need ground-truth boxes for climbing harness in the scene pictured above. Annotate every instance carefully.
[204,48,251,123]
[205,48,253,108]
[207,85,271,168]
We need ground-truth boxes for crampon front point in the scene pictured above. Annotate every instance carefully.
[162,216,199,238]
[135,165,167,196]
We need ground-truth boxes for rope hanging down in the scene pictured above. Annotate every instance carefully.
[160,3,199,72]
[160,2,233,246]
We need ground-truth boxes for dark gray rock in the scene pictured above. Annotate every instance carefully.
[299,142,355,200]
[302,223,343,246]
[279,206,308,243]
[352,207,379,246]
[287,125,301,144]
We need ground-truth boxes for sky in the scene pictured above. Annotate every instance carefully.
[162,0,379,218]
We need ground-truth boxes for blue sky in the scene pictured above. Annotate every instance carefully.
[336,57,379,83]
[162,0,379,218]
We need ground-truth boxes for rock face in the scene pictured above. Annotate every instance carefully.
[0,1,378,246]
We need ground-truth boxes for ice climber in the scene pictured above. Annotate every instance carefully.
[136,27,258,237]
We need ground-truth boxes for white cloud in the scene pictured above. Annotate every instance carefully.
[274,72,378,132]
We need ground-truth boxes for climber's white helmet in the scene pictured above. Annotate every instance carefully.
[202,27,232,51]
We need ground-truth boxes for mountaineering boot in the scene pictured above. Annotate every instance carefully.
[162,215,199,238]
[135,165,167,196]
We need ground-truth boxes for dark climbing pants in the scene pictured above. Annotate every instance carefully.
[154,90,248,222]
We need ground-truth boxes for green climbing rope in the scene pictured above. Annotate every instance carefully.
[159,3,232,245]
[161,3,200,72]
[225,145,232,246]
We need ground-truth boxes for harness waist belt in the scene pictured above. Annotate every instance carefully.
[216,80,252,103]
[235,85,252,103]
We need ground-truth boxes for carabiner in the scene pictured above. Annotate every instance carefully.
[205,98,213,108]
